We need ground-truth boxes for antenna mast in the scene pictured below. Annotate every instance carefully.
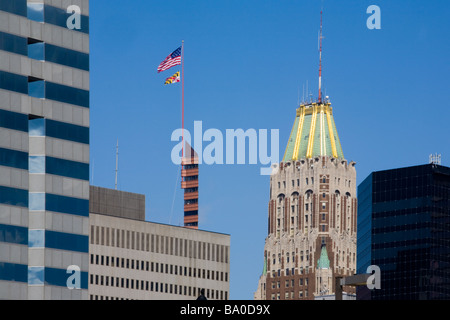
[115,139,119,190]
[318,10,323,103]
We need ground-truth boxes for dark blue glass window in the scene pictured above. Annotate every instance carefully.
[28,41,45,61]
[46,157,89,181]
[0,0,27,17]
[45,193,88,217]
[28,229,44,247]
[45,267,88,289]
[0,223,28,245]
[28,266,44,285]
[45,119,89,145]
[45,230,88,253]
[29,118,45,136]
[28,79,45,99]
[27,2,44,22]
[45,44,89,71]
[44,5,89,34]
[0,31,27,56]
[0,147,28,170]
[45,82,89,108]
[0,71,28,94]
[0,186,28,207]
[0,109,28,132]
[0,262,28,282]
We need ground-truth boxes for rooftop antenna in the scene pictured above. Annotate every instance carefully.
[115,139,119,190]
[318,9,324,104]
[306,80,309,103]
[302,84,305,104]
[429,153,441,165]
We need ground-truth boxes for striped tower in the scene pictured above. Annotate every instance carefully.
[181,142,199,229]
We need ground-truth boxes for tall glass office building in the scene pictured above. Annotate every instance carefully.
[0,0,89,299]
[357,164,450,300]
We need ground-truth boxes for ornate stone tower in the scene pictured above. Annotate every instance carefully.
[254,101,357,300]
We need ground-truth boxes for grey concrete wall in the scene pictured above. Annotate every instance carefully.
[89,186,145,221]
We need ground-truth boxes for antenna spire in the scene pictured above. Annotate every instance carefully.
[318,10,323,103]
[115,139,119,190]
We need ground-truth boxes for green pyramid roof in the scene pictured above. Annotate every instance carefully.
[317,245,330,269]
[283,102,344,162]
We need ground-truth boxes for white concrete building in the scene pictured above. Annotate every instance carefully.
[88,186,230,300]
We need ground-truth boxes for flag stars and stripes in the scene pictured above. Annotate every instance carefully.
[157,46,182,73]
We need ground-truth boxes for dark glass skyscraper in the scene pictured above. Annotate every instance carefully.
[357,164,450,300]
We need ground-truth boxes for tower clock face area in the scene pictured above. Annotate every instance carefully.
[255,102,358,300]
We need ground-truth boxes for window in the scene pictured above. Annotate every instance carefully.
[29,156,45,174]
[322,213,326,221]
[27,2,44,22]
[29,193,45,211]
[28,229,44,247]
[28,39,44,61]
[28,77,45,99]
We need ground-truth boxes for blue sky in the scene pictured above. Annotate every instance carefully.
[89,0,450,299]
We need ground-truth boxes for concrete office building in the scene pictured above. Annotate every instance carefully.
[357,163,450,300]
[0,0,90,299]
[89,186,231,300]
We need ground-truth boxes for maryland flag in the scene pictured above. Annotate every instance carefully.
[164,71,180,85]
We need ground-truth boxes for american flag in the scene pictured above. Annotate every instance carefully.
[157,46,182,73]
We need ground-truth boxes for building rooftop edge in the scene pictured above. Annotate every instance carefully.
[89,212,231,237]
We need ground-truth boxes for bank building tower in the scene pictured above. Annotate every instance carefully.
[254,11,357,300]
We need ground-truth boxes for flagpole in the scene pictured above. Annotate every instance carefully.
[181,40,185,159]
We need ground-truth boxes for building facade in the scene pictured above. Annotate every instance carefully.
[357,163,450,300]
[89,186,230,300]
[255,101,357,300]
[0,0,90,299]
